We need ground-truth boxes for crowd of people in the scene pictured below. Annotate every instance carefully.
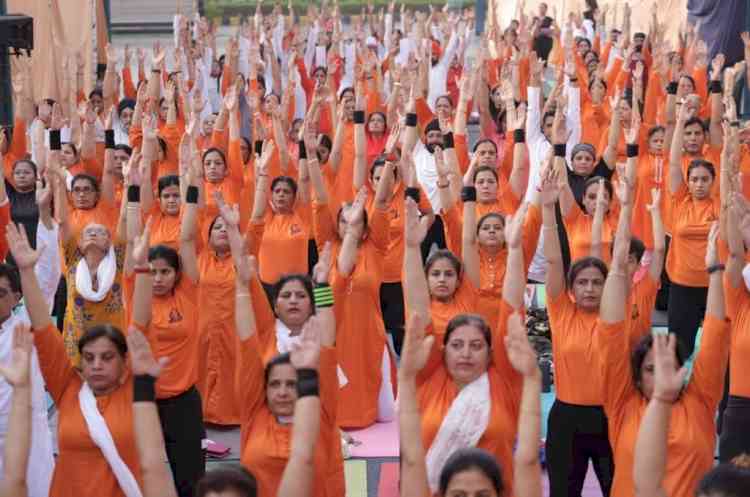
[0,0,749,496]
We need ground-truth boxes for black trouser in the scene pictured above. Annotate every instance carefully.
[719,395,750,463]
[380,282,405,355]
[157,386,206,497]
[545,400,614,497]
[666,282,708,356]
[420,215,446,262]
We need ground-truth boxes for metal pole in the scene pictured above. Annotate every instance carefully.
[0,0,13,127]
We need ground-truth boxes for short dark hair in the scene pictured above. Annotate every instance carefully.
[202,147,227,166]
[271,176,298,196]
[196,465,258,497]
[477,212,505,236]
[0,264,21,294]
[12,159,38,177]
[444,314,492,348]
[157,175,180,197]
[473,165,499,184]
[687,159,716,180]
[425,249,462,277]
[684,117,707,133]
[113,144,133,157]
[472,138,498,155]
[695,456,750,497]
[439,448,504,496]
[148,244,181,275]
[583,177,613,201]
[566,256,608,289]
[78,325,128,357]
[273,274,315,317]
[264,352,292,385]
[71,173,100,193]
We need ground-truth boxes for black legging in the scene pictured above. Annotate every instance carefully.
[380,282,405,355]
[719,395,750,463]
[157,386,206,497]
[545,400,614,497]
[666,282,708,356]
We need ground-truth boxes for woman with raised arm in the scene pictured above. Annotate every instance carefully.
[398,306,542,497]
[231,220,344,497]
[124,172,205,497]
[0,323,33,497]
[7,222,149,497]
[664,100,722,356]
[540,162,615,497]
[597,199,729,497]
[402,194,525,495]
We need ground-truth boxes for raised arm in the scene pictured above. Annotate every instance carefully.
[277,318,323,497]
[403,198,433,324]
[600,171,634,323]
[505,313,542,497]
[179,171,202,284]
[508,103,530,199]
[589,178,608,260]
[541,160,565,299]
[337,188,367,277]
[668,104,690,195]
[127,329,179,497]
[708,54,725,147]
[633,333,686,497]
[503,204,531,310]
[601,94,622,170]
[461,185,480,288]
[352,85,368,191]
[397,313,433,497]
[0,324,33,497]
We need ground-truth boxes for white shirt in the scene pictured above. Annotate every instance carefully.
[412,139,442,212]
[525,84,582,282]
[0,221,61,497]
[427,32,459,111]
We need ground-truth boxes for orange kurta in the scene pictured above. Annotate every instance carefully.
[255,202,312,285]
[723,276,750,398]
[563,202,617,266]
[424,277,480,341]
[598,316,730,497]
[331,206,391,428]
[417,300,522,497]
[34,324,141,497]
[237,335,345,497]
[631,152,667,249]
[197,250,240,425]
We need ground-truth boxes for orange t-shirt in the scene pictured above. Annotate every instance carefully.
[625,274,660,348]
[597,316,730,497]
[680,144,721,197]
[238,335,345,497]
[563,202,617,266]
[723,275,750,397]
[441,193,522,255]
[665,183,720,287]
[202,138,246,220]
[426,277,480,341]
[146,276,200,398]
[255,203,312,285]
[580,101,611,150]
[417,300,522,497]
[331,122,355,208]
[547,290,604,405]
[33,324,141,497]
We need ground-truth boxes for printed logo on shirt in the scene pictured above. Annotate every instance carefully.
[290,224,302,236]
[389,208,399,220]
[631,303,640,321]
[169,308,183,323]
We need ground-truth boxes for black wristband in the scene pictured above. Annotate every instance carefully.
[296,368,320,398]
[127,185,141,203]
[298,140,307,160]
[49,129,61,151]
[666,82,678,95]
[185,185,199,204]
[461,186,477,202]
[553,143,567,157]
[568,77,578,83]
[709,80,723,94]
[626,144,639,158]
[105,129,115,149]
[404,187,420,203]
[133,374,156,402]
[513,129,526,143]
[442,132,454,149]
[254,140,264,156]
[707,263,726,274]
[405,113,418,127]
[731,120,741,128]
[353,110,366,124]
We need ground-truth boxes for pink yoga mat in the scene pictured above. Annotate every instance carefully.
[377,462,400,497]
[346,421,400,458]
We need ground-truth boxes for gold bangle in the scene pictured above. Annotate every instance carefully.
[236,293,251,298]
[542,225,558,230]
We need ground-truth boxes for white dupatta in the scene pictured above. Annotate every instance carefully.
[75,246,117,302]
[78,382,143,497]
[424,372,491,493]
[275,319,348,387]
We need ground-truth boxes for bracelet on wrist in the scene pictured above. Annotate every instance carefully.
[666,82,678,95]
[442,132,454,149]
[298,140,307,159]
[105,129,115,149]
[461,186,477,202]
[707,263,725,274]
[296,368,320,398]
[127,185,141,203]
[49,130,62,151]
[709,80,723,94]
[404,187,420,203]
[133,374,156,402]
[185,185,199,204]
[553,143,567,157]
[313,284,334,308]
[405,113,418,127]
[626,144,639,158]
[513,129,526,144]
[353,110,366,124]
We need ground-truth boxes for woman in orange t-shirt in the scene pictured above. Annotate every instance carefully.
[247,146,312,293]
[401,196,527,496]
[598,208,729,497]
[539,164,614,497]
[562,176,618,265]
[230,220,345,497]
[630,126,668,250]
[8,223,144,497]
[125,178,206,496]
[665,153,720,355]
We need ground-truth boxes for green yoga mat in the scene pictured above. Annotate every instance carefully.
[345,460,368,497]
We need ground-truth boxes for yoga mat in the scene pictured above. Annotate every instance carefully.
[345,460,368,497]
[346,421,400,458]
[377,462,400,497]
